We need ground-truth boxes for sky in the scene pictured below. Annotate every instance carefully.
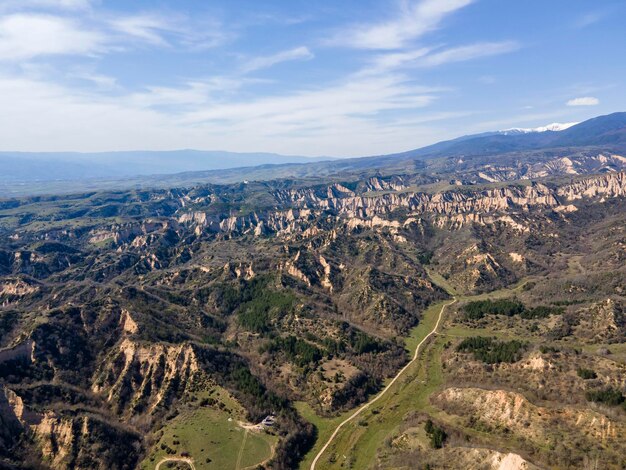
[0,0,625,157]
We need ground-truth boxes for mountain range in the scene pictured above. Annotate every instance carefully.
[1,112,625,199]
[1,111,625,470]
[0,150,333,183]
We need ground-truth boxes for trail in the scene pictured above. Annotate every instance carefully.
[235,428,249,470]
[309,298,457,470]
[155,457,196,470]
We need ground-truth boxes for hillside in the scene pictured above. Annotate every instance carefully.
[1,159,625,469]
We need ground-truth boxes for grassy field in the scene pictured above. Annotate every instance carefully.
[294,402,353,470]
[140,387,277,470]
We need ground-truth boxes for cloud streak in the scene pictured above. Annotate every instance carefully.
[369,41,518,72]
[414,41,519,67]
[241,46,314,73]
[566,96,599,106]
[333,0,473,49]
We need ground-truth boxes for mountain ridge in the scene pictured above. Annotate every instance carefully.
[1,112,625,198]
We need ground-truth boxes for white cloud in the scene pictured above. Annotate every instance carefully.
[0,0,528,157]
[0,71,442,156]
[0,10,231,62]
[0,14,105,61]
[71,71,118,88]
[242,46,314,73]
[110,15,172,46]
[369,41,518,71]
[368,47,432,73]
[416,41,519,67]
[30,0,92,9]
[107,14,231,50]
[334,0,473,49]
[0,0,93,12]
[566,96,599,106]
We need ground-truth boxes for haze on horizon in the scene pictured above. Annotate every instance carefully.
[0,0,625,157]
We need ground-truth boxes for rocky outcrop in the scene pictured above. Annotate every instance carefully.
[435,447,540,470]
[223,262,256,280]
[119,309,138,335]
[575,299,625,343]
[88,220,173,246]
[435,387,623,444]
[92,339,199,415]
[175,173,626,239]
[282,250,337,292]
[464,153,626,183]
[0,386,141,469]
[557,172,626,201]
[0,278,39,299]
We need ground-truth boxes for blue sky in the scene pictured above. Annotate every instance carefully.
[0,0,624,156]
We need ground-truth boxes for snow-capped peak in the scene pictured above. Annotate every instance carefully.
[500,122,579,135]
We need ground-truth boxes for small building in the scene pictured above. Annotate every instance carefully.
[261,415,276,427]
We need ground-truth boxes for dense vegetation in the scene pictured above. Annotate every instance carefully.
[585,387,625,407]
[260,335,323,367]
[234,277,296,333]
[462,299,563,320]
[456,336,527,364]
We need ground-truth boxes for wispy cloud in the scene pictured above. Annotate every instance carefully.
[0,14,105,61]
[566,96,599,106]
[368,47,432,73]
[0,0,93,13]
[369,41,518,72]
[69,68,118,89]
[416,41,519,67]
[0,70,442,155]
[332,0,473,49]
[0,8,232,62]
[241,46,314,73]
[573,11,605,29]
[179,74,437,130]
[110,15,173,46]
[108,13,231,50]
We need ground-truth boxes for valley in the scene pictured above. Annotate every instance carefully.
[0,114,625,470]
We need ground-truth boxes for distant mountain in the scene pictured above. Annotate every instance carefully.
[391,112,626,159]
[498,122,578,135]
[1,112,625,197]
[0,150,332,182]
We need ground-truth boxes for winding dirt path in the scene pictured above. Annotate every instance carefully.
[155,456,196,470]
[310,298,457,470]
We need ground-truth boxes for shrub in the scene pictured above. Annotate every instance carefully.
[349,331,384,355]
[424,419,447,449]
[577,368,597,380]
[457,336,526,364]
[585,387,624,406]
[521,305,564,319]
